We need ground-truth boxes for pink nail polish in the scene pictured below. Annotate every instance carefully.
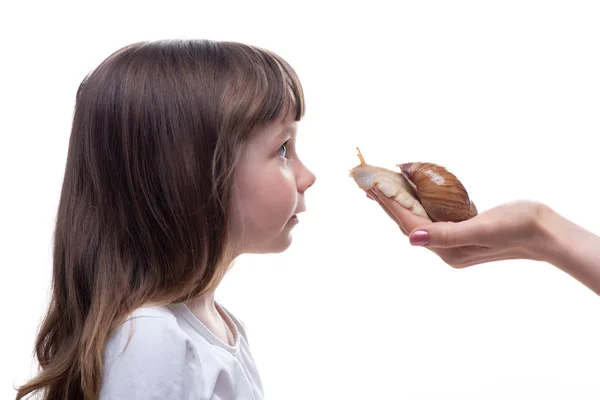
[410,231,430,246]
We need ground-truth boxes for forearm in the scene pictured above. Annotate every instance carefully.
[538,206,600,295]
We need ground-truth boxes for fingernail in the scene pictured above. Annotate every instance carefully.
[410,230,430,246]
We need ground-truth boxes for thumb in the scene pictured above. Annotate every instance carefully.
[408,220,483,248]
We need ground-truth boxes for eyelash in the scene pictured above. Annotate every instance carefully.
[277,140,289,158]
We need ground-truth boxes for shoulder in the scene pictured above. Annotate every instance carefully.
[100,305,202,399]
[104,305,191,360]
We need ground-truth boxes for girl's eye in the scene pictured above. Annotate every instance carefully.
[277,141,288,158]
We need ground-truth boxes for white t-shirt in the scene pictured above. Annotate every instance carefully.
[99,302,264,400]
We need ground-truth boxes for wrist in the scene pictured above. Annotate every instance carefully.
[533,203,583,271]
[529,203,565,264]
[533,204,600,295]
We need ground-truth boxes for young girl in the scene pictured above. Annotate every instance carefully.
[16,39,315,400]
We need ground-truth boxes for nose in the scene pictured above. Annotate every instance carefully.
[297,159,316,193]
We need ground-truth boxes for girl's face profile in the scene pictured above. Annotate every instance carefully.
[227,112,316,255]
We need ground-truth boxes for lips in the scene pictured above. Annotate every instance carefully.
[289,208,304,222]
[290,204,306,222]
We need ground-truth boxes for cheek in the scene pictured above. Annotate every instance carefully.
[240,166,297,223]
[256,166,296,214]
[228,161,299,252]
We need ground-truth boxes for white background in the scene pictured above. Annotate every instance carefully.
[2,1,600,399]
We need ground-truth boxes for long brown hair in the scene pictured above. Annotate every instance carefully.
[16,39,304,400]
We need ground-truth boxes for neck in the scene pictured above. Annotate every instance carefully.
[185,290,233,343]
[183,254,238,345]
[186,290,216,314]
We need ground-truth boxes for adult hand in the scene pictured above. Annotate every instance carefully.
[366,187,551,268]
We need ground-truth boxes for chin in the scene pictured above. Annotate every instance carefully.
[265,238,293,254]
[248,234,293,255]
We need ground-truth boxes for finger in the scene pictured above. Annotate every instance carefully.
[456,253,526,268]
[431,246,526,269]
[371,187,432,232]
[460,245,532,266]
[367,189,407,233]
[408,218,492,248]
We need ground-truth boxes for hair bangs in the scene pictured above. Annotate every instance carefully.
[220,43,305,134]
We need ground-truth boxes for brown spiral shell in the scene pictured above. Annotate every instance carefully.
[398,162,478,222]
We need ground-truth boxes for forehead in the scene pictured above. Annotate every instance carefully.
[249,112,298,143]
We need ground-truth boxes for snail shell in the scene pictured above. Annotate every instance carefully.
[350,148,477,222]
[399,162,477,222]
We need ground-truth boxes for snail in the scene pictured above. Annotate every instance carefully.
[349,147,477,222]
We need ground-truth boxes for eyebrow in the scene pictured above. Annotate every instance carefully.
[275,128,294,141]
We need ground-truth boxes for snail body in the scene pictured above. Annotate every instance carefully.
[349,148,477,222]
[349,154,429,219]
